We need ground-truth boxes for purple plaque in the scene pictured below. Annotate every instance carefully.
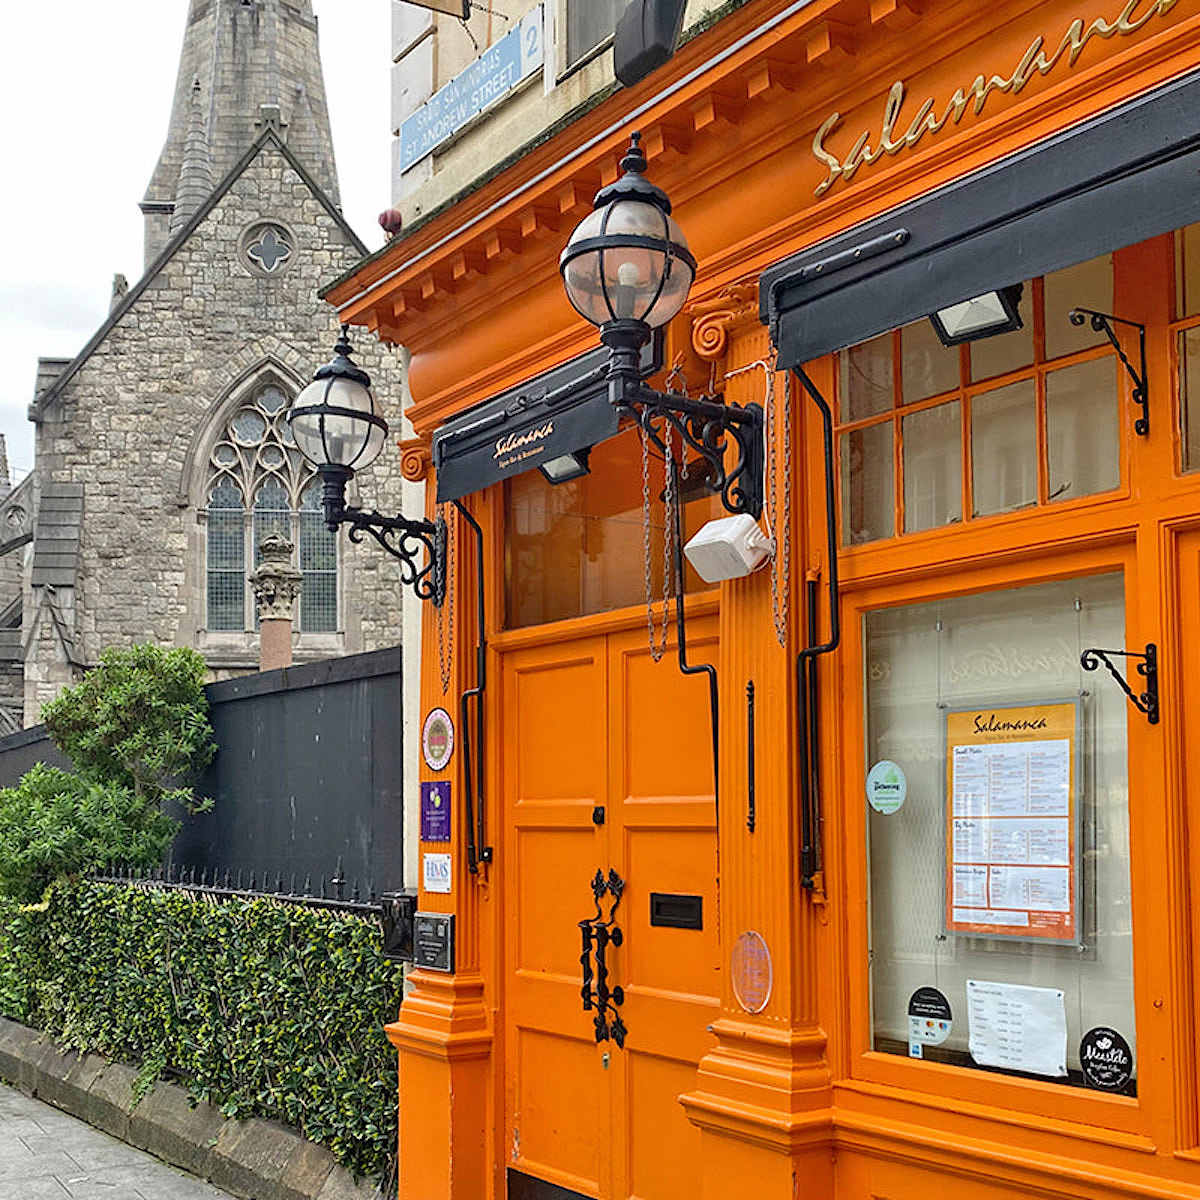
[421,781,452,843]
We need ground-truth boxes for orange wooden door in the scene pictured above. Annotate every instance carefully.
[502,618,720,1200]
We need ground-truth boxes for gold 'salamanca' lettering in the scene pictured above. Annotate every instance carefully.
[812,0,1178,197]
[493,421,554,461]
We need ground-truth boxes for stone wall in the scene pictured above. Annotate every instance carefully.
[27,140,406,722]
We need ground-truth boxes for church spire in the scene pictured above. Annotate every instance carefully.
[140,0,340,267]
[170,79,214,235]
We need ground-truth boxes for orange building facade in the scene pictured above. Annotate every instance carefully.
[326,1,1200,1196]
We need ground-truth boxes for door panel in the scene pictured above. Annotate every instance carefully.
[503,618,720,1200]
[505,637,610,1198]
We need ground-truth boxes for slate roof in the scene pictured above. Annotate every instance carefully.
[30,484,84,589]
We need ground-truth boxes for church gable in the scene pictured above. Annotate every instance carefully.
[33,131,366,425]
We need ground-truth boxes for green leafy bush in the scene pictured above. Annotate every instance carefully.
[42,644,215,810]
[0,880,402,1181]
[0,765,175,903]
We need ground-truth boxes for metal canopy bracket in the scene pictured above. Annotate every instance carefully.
[1068,308,1149,436]
[1080,644,1159,725]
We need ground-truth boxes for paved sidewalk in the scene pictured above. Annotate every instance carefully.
[0,1082,236,1200]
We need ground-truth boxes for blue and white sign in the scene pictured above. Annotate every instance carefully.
[399,5,544,172]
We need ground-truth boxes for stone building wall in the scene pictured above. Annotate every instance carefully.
[27,138,406,722]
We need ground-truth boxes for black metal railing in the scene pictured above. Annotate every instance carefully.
[91,856,381,919]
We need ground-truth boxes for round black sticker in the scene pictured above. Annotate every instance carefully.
[908,986,952,1021]
[1080,1026,1133,1092]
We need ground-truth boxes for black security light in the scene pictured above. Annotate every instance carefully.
[929,283,1024,346]
[402,0,470,18]
[287,327,446,604]
[559,133,764,518]
[614,0,688,88]
[539,447,591,485]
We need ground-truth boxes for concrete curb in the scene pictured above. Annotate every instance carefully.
[0,1017,383,1200]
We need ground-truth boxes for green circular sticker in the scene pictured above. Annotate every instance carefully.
[866,760,906,814]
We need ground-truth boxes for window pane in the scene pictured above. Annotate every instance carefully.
[902,320,959,404]
[300,482,337,632]
[903,403,961,533]
[253,478,291,563]
[840,334,893,421]
[207,480,244,631]
[566,0,622,67]
[1180,327,1200,471]
[1047,357,1120,501]
[866,574,1134,1091]
[301,571,337,634]
[503,430,718,629]
[969,286,1034,382]
[840,423,893,545]
[1176,223,1200,319]
[1044,255,1113,360]
[971,380,1037,516]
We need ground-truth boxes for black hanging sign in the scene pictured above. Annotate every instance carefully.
[1080,1026,1134,1093]
[433,337,662,504]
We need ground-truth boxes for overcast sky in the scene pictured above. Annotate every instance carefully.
[0,1,391,486]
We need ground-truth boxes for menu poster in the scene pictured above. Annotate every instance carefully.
[945,701,1078,942]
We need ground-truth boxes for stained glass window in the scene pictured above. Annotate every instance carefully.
[204,380,339,634]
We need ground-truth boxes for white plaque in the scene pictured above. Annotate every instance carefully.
[423,852,452,894]
[966,979,1067,1077]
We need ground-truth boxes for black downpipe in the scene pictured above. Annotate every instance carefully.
[670,460,720,824]
[793,366,840,890]
[454,500,491,872]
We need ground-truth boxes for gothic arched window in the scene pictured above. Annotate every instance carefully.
[204,381,339,633]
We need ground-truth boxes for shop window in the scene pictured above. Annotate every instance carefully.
[503,427,720,629]
[865,572,1135,1092]
[837,253,1121,546]
[1174,223,1200,471]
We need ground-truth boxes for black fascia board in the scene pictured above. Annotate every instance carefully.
[760,67,1200,367]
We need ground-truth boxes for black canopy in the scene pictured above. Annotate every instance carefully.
[433,337,661,503]
[760,68,1200,367]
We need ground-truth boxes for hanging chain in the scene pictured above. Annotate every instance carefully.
[640,417,676,664]
[640,421,664,662]
[435,504,456,694]
[768,361,792,649]
[661,417,677,656]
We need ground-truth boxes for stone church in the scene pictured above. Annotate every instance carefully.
[3,0,404,729]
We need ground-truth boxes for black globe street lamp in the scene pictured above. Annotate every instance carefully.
[288,327,446,604]
[559,133,763,518]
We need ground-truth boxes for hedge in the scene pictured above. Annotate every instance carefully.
[0,879,404,1181]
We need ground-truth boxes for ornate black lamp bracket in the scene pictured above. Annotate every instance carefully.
[1068,308,1149,436]
[1080,643,1159,725]
[342,510,447,605]
[622,389,764,518]
[579,869,627,1048]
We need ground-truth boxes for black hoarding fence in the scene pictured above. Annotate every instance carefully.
[0,646,407,895]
